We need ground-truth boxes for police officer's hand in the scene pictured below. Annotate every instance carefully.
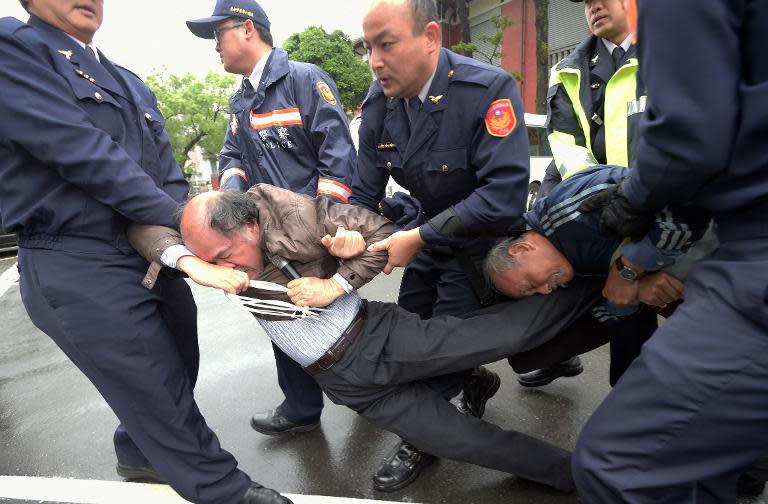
[367,228,425,274]
[602,258,640,306]
[637,271,684,307]
[177,256,250,294]
[578,183,653,241]
[287,277,344,307]
[321,226,366,259]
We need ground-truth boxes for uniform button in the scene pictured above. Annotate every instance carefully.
[591,82,601,89]
[441,164,449,173]
[145,112,153,120]
[386,161,392,171]
[448,70,455,78]
[94,92,102,101]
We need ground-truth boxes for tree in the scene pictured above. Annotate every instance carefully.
[437,0,473,58]
[145,71,237,174]
[283,26,372,111]
[534,0,549,114]
[450,15,522,82]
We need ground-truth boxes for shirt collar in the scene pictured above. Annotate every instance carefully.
[247,49,272,89]
[601,33,634,55]
[65,33,100,62]
[402,66,437,109]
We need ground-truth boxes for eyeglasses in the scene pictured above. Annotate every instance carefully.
[214,21,245,43]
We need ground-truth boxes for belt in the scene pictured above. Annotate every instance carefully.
[304,303,367,376]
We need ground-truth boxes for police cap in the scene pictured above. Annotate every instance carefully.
[187,0,270,39]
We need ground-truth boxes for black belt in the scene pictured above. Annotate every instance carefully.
[304,303,367,376]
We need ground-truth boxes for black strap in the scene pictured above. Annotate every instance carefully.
[454,249,496,307]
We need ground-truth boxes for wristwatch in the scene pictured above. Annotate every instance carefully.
[615,256,641,281]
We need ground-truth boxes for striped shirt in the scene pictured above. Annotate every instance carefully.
[257,292,362,367]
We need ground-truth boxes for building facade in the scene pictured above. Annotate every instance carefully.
[440,0,587,113]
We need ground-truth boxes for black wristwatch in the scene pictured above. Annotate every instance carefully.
[615,256,641,282]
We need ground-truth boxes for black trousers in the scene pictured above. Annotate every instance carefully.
[313,276,603,492]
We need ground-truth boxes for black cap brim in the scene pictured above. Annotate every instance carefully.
[186,15,231,39]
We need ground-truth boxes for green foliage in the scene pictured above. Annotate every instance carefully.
[452,15,513,66]
[283,26,372,111]
[451,15,521,83]
[146,70,238,174]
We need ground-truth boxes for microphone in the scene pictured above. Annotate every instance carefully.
[269,254,301,281]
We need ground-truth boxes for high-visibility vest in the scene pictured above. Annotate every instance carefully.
[548,52,644,179]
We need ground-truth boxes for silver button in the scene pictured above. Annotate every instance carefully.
[145,112,152,120]
[441,164,449,173]
[386,161,392,171]
[94,92,102,101]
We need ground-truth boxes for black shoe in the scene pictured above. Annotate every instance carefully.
[372,441,436,492]
[116,463,166,484]
[239,482,293,504]
[737,473,766,497]
[517,356,584,388]
[250,409,320,436]
[457,366,501,418]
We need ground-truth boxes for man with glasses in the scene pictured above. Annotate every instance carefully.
[187,0,357,440]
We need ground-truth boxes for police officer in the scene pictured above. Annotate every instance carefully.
[186,0,356,437]
[354,0,528,491]
[520,0,655,388]
[573,0,768,501]
[0,1,288,503]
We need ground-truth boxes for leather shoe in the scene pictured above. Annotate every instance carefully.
[372,441,436,492]
[250,409,319,436]
[517,356,583,388]
[457,366,501,418]
[737,473,766,496]
[115,463,166,484]
[239,482,293,503]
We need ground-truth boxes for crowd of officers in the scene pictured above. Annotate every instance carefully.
[0,0,766,503]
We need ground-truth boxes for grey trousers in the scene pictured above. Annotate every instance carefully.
[314,276,603,492]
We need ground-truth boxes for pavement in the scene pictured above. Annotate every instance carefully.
[0,253,765,504]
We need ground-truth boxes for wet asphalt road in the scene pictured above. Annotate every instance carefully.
[0,253,764,503]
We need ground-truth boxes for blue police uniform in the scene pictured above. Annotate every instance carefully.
[0,16,251,503]
[352,47,530,319]
[219,48,354,200]
[219,48,355,425]
[573,1,768,501]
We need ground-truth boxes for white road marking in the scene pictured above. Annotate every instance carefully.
[0,476,418,504]
[0,261,19,299]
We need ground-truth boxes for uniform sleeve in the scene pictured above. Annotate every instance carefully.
[313,197,394,289]
[622,0,741,210]
[0,31,180,227]
[218,111,250,192]
[299,67,355,203]
[349,96,389,212]
[420,73,529,245]
[546,80,597,179]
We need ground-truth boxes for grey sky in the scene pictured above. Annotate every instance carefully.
[4,1,371,78]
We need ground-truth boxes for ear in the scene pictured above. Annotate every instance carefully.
[424,21,441,52]
[506,240,535,258]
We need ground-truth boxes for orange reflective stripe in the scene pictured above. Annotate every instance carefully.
[317,178,352,203]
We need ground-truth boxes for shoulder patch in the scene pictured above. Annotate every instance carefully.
[485,99,517,138]
[316,81,337,106]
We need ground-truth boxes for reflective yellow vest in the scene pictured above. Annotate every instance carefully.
[548,47,644,179]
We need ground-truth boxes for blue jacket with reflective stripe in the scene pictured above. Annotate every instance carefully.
[219,49,355,202]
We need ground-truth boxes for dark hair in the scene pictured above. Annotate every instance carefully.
[408,0,439,35]
[207,191,260,237]
[19,0,29,13]
[253,22,273,46]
